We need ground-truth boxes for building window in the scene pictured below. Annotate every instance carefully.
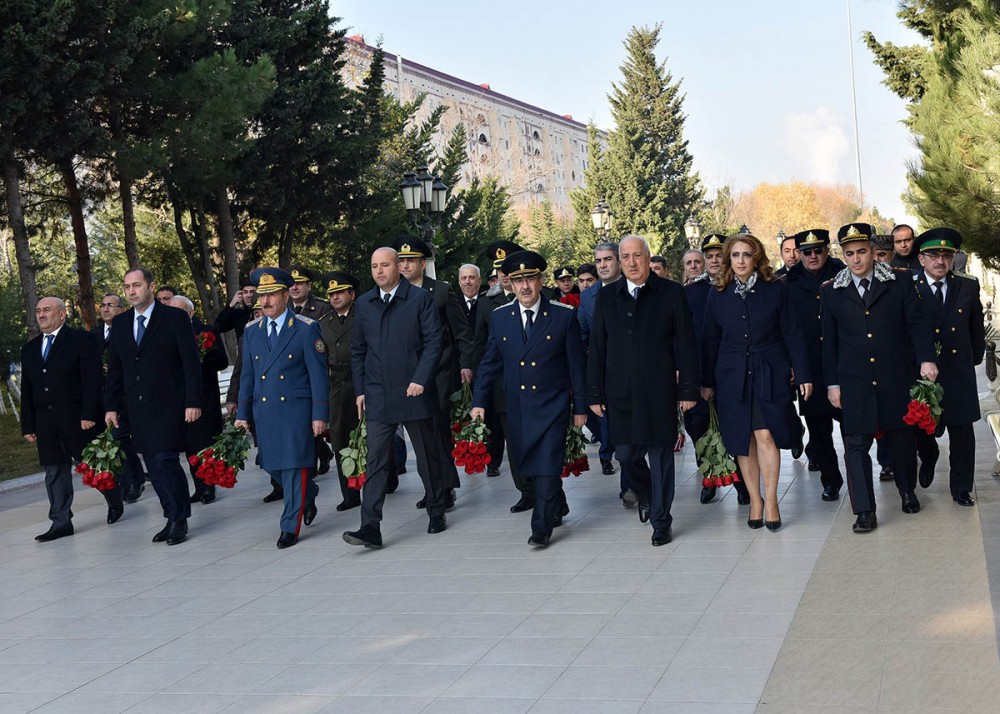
[532,130,540,140]
[478,133,489,145]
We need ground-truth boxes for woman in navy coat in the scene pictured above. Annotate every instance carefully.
[701,234,812,531]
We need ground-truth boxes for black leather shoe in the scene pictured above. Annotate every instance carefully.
[386,472,399,494]
[791,424,805,459]
[427,515,447,534]
[263,486,284,503]
[510,496,533,513]
[189,491,205,504]
[558,500,570,518]
[638,502,651,524]
[621,489,637,509]
[201,487,216,504]
[734,481,750,505]
[303,501,318,527]
[124,484,144,503]
[651,527,672,546]
[918,460,936,489]
[107,502,124,525]
[601,459,615,475]
[415,497,427,509]
[821,486,840,502]
[528,533,550,548]
[808,461,820,472]
[553,515,563,528]
[277,531,298,549]
[879,466,894,482]
[317,458,331,476]
[487,465,500,478]
[35,525,74,542]
[445,489,457,510]
[901,491,921,514]
[166,520,188,546]
[336,498,361,512]
[700,486,717,504]
[953,491,976,507]
[152,523,172,543]
[853,511,878,533]
[343,525,382,548]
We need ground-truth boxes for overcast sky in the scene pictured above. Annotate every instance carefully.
[333,0,923,225]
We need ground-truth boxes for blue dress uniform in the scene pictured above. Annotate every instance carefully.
[474,252,587,543]
[911,228,985,504]
[238,269,329,542]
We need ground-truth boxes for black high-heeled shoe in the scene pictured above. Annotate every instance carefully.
[764,503,782,532]
[747,499,764,530]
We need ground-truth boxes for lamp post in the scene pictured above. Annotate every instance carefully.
[738,224,752,236]
[399,166,449,278]
[590,200,615,242]
[684,215,701,249]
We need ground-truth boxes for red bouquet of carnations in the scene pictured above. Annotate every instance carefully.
[903,379,944,435]
[76,425,123,491]
[188,420,250,488]
[559,293,581,309]
[196,330,216,360]
[340,412,367,490]
[561,423,590,477]
[695,399,740,488]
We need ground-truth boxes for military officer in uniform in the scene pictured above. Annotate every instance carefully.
[235,268,329,549]
[318,271,362,511]
[392,235,475,509]
[785,229,846,501]
[550,266,578,300]
[821,224,938,533]
[911,228,985,506]
[472,251,587,547]
[871,233,897,481]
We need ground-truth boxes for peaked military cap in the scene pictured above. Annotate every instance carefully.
[252,299,262,310]
[391,235,432,259]
[916,227,962,253]
[251,267,293,294]
[483,240,524,268]
[554,266,575,280]
[871,234,894,252]
[837,223,874,246]
[320,271,359,295]
[286,265,314,283]
[701,234,726,251]
[501,250,547,279]
[793,229,830,250]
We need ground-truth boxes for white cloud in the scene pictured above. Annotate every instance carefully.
[783,105,851,184]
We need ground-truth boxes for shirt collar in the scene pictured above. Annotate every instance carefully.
[135,301,155,322]
[626,278,647,294]
[44,325,62,342]
[518,298,542,316]
[851,271,873,287]
[924,271,945,286]
[381,282,400,301]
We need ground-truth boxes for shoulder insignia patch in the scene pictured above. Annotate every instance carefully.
[295,314,316,325]
[550,300,572,309]
[249,317,263,327]
[315,339,326,354]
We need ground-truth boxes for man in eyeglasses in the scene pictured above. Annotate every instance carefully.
[785,230,847,502]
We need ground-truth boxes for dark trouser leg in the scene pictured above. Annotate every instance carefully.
[145,452,192,522]
[43,461,73,529]
[531,474,560,537]
[404,418,448,517]
[113,414,145,493]
[646,445,676,529]
[844,433,876,515]
[617,444,652,507]
[915,428,940,468]
[360,420,395,528]
[876,435,892,468]
[498,410,534,499]
[684,411,709,451]
[804,413,843,490]
[886,427,918,495]
[276,467,317,535]
[599,414,615,462]
[314,435,332,470]
[486,405,505,466]
[186,458,208,497]
[334,452,357,502]
[947,423,975,495]
[435,410,461,489]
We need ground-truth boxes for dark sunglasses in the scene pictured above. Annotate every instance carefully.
[799,247,825,257]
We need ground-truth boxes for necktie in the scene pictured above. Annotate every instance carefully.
[858,278,870,303]
[632,286,640,300]
[42,334,54,362]
[523,308,534,342]
[383,292,391,306]
[293,304,303,315]
[105,326,111,344]
[136,315,146,345]
[933,280,944,306]
[267,320,277,350]
[467,298,475,311]
[338,314,347,325]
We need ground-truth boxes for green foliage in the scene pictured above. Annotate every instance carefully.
[528,201,584,269]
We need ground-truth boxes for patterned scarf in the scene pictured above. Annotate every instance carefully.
[733,271,758,299]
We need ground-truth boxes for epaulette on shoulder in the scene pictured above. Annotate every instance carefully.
[955,269,978,282]
[248,316,263,327]
[892,267,911,274]
[294,314,316,325]
[820,278,834,288]
[549,300,572,309]
[492,302,509,312]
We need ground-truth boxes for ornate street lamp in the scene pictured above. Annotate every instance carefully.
[399,166,450,278]
[684,215,701,249]
[738,224,752,236]
[590,200,614,242]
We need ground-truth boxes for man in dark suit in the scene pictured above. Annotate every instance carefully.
[93,293,146,503]
[458,263,482,330]
[22,297,108,541]
[588,236,700,546]
[236,268,329,549]
[344,247,447,548]
[392,235,475,509]
[214,278,257,340]
[911,228,985,506]
[318,271,362,512]
[890,223,921,271]
[821,224,938,533]
[786,229,846,501]
[472,250,587,547]
[105,267,203,546]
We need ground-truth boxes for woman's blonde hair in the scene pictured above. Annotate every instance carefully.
[715,233,777,291]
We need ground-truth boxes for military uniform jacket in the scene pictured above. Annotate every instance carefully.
[820,262,937,434]
[237,309,329,471]
[415,278,475,404]
[473,297,586,476]
[588,274,700,446]
[472,288,514,413]
[703,278,811,455]
[105,303,202,453]
[292,294,332,321]
[351,278,443,423]
[318,306,359,450]
[21,327,103,465]
[785,258,846,417]
[187,325,228,454]
[914,271,985,425]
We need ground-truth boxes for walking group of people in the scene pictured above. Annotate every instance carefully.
[18,220,985,549]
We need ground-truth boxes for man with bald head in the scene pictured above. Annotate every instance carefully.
[22,297,107,541]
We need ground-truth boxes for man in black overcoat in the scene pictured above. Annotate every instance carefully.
[105,268,203,546]
[821,224,937,534]
[22,297,107,541]
[910,228,985,506]
[587,236,700,546]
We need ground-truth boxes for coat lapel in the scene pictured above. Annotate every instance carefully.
[135,303,164,354]
[864,277,889,308]
[521,298,553,356]
[263,309,296,371]
[942,272,960,316]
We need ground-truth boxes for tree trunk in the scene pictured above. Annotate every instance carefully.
[278,224,293,269]
[111,103,140,268]
[194,205,222,321]
[215,185,239,300]
[169,191,213,316]
[59,158,96,330]
[2,151,39,336]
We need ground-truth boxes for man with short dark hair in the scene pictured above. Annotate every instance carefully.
[776,234,799,276]
[891,224,921,270]
[551,266,578,299]
[215,278,257,339]
[577,264,597,292]
[156,286,178,304]
[649,255,670,279]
